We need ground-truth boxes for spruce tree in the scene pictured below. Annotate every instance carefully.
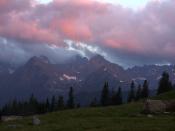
[157,72,173,95]
[76,103,81,108]
[100,82,109,106]
[116,87,123,105]
[67,87,75,109]
[90,97,98,107]
[45,98,50,112]
[50,95,56,112]
[141,80,149,98]
[57,96,65,110]
[127,81,135,103]
[0,110,1,122]
[111,88,117,105]
[29,94,38,114]
[135,84,141,101]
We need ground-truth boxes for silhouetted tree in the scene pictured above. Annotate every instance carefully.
[67,87,75,109]
[157,72,173,95]
[76,103,81,108]
[100,82,110,106]
[111,88,116,105]
[50,95,56,112]
[111,87,123,105]
[90,97,98,107]
[141,80,149,98]
[127,81,135,103]
[45,98,50,112]
[57,96,65,110]
[115,87,123,105]
[0,110,2,122]
[135,84,141,101]
[29,94,38,114]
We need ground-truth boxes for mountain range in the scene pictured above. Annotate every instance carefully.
[0,55,175,105]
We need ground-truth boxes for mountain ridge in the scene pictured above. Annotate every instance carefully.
[0,55,175,105]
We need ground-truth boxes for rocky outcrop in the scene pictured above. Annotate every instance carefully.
[143,99,166,114]
[143,99,175,114]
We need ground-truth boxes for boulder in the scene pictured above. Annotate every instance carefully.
[164,100,175,112]
[143,99,166,114]
[147,114,153,118]
[32,116,41,125]
[1,116,23,122]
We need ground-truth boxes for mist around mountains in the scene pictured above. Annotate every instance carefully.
[0,54,175,106]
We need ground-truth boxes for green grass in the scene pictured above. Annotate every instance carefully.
[154,90,175,100]
[0,91,175,131]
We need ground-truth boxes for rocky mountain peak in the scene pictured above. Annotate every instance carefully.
[26,56,50,66]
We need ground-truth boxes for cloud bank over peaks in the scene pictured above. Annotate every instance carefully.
[0,0,175,67]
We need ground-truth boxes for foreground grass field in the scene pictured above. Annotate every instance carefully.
[0,91,175,131]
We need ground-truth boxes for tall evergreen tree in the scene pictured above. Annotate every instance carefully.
[111,87,123,105]
[29,94,38,114]
[135,84,141,101]
[76,103,81,108]
[57,96,65,110]
[100,82,110,106]
[111,88,117,105]
[157,72,173,95]
[50,95,56,112]
[115,87,123,105]
[67,87,75,109]
[141,80,149,98]
[90,97,98,107]
[127,81,135,103]
[45,98,50,112]
[0,110,1,122]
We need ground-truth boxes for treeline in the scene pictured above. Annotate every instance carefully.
[91,71,174,107]
[0,87,76,116]
[0,71,174,116]
[90,79,149,107]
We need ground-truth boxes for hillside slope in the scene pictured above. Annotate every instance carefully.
[0,91,175,131]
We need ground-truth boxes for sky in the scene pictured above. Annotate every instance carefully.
[37,0,151,9]
[0,0,175,68]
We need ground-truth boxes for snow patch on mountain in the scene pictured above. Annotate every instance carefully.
[157,76,162,80]
[63,74,77,80]
[59,77,64,81]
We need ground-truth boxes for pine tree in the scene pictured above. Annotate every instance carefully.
[57,96,65,110]
[111,88,117,105]
[141,80,149,98]
[29,94,38,114]
[11,99,18,115]
[76,103,81,108]
[100,82,110,106]
[0,110,2,122]
[135,84,141,101]
[157,72,173,95]
[90,97,98,107]
[45,98,50,112]
[116,87,123,105]
[50,95,56,112]
[67,87,75,109]
[127,81,135,103]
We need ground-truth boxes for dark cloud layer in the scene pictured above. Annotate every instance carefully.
[0,0,175,67]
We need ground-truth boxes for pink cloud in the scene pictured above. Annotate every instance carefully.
[0,0,31,13]
[0,0,175,64]
[0,15,58,45]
